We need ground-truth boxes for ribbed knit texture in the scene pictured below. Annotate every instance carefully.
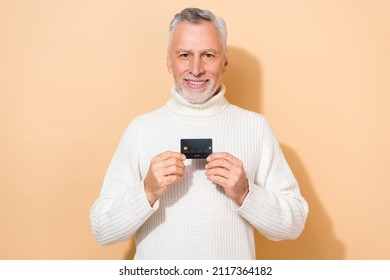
[90,85,308,259]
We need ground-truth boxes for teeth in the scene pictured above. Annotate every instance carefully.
[188,80,206,85]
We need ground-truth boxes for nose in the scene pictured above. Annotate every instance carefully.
[189,55,205,77]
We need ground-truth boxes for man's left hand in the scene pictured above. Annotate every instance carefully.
[205,152,249,206]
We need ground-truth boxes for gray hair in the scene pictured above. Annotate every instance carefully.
[168,8,227,52]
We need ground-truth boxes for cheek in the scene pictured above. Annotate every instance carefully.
[208,61,227,77]
[171,60,189,73]
[213,67,225,79]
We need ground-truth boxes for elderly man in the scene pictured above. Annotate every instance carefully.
[90,7,308,260]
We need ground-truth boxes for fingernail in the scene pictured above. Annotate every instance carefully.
[182,154,186,160]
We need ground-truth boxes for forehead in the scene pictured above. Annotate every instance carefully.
[170,20,223,51]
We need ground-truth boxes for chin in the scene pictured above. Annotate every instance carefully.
[182,90,215,104]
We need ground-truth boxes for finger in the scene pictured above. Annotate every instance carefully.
[156,159,185,177]
[162,174,184,186]
[206,158,244,177]
[151,152,186,174]
[149,165,184,187]
[205,158,231,170]
[160,156,186,169]
[205,167,230,179]
[164,164,185,177]
[207,152,240,165]
[206,174,229,187]
[152,161,185,177]
[153,151,186,162]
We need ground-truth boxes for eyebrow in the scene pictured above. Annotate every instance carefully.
[175,48,219,54]
[175,49,192,54]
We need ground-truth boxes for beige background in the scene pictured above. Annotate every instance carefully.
[1,0,389,259]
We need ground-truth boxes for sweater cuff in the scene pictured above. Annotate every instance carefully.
[130,180,159,224]
[232,181,262,219]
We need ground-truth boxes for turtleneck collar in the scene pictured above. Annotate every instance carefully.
[166,85,229,118]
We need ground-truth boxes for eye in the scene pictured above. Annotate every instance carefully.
[202,52,217,62]
[178,53,191,59]
[204,53,215,59]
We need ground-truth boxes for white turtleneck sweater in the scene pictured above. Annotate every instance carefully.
[90,86,308,259]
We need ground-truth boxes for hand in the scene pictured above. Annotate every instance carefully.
[144,151,186,206]
[205,152,249,206]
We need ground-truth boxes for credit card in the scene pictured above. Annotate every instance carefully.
[181,138,212,159]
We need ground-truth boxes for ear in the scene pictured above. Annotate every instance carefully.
[222,55,228,73]
[166,48,172,73]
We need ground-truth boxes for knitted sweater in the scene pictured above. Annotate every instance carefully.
[90,85,308,259]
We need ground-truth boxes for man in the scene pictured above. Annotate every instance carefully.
[90,7,308,260]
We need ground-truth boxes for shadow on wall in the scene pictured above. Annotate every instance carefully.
[224,46,345,259]
[124,237,136,260]
[256,145,345,259]
[223,46,262,112]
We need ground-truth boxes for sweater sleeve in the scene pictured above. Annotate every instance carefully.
[90,119,158,245]
[234,117,309,241]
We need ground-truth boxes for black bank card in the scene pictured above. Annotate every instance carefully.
[181,138,212,159]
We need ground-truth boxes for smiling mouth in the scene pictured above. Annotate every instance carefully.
[185,79,209,86]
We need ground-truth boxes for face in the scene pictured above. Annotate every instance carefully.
[167,20,228,104]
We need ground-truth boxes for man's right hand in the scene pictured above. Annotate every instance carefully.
[144,151,186,206]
